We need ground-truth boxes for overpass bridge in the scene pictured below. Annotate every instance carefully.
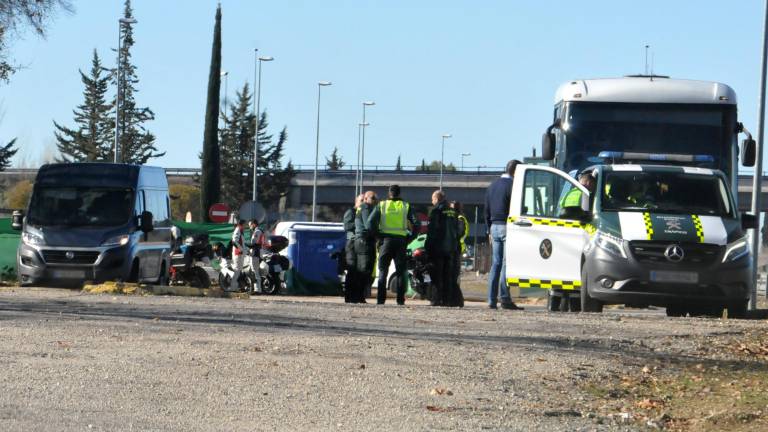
[4,167,768,211]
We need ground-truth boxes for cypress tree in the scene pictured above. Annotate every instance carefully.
[113,0,163,164]
[200,4,222,221]
[395,154,402,171]
[54,49,114,162]
[0,139,18,171]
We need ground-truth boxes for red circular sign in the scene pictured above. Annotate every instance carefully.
[208,203,230,223]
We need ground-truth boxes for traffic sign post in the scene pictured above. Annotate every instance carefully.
[208,203,230,224]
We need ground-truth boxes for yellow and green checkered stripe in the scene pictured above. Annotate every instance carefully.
[507,216,596,235]
[691,215,704,243]
[642,212,654,240]
[507,277,582,290]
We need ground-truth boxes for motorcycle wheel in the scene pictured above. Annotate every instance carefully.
[185,266,211,289]
[218,272,229,289]
[262,275,279,295]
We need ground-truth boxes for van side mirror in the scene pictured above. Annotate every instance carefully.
[742,213,758,230]
[541,119,561,160]
[11,210,23,231]
[741,138,756,167]
[140,211,154,233]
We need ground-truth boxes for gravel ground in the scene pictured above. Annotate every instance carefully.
[0,287,766,431]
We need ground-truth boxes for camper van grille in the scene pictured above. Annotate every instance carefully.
[42,250,100,265]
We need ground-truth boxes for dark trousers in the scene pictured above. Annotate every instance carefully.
[430,252,462,307]
[376,236,408,304]
[355,238,375,303]
[344,238,358,303]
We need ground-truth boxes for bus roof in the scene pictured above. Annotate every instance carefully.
[554,76,737,105]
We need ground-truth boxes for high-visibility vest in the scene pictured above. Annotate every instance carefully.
[560,187,583,208]
[458,214,469,254]
[378,200,410,237]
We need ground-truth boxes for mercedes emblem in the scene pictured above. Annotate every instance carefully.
[664,244,684,262]
[65,251,75,260]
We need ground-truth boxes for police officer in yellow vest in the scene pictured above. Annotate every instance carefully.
[558,170,595,218]
[368,184,419,305]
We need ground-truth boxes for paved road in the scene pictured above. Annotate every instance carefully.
[0,288,764,431]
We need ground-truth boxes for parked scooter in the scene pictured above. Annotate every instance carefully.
[170,233,213,288]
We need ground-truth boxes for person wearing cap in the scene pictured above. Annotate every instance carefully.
[427,190,462,307]
[368,184,419,305]
[353,191,378,303]
[484,160,524,310]
[342,194,364,303]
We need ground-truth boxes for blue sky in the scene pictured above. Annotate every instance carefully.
[0,0,765,170]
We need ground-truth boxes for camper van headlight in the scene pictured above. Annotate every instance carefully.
[594,231,627,259]
[102,234,130,247]
[722,237,749,263]
[22,230,45,246]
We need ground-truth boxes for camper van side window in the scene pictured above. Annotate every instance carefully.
[145,190,169,225]
[135,191,145,216]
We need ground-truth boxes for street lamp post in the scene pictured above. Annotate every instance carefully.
[221,70,229,119]
[114,17,137,164]
[359,101,375,192]
[252,54,274,202]
[461,152,471,171]
[312,81,332,222]
[440,134,452,190]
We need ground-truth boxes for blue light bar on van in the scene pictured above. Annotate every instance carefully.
[597,151,714,163]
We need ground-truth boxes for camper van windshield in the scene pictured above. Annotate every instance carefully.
[27,187,134,227]
[563,102,734,176]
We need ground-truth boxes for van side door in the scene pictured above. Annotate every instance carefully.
[505,165,591,295]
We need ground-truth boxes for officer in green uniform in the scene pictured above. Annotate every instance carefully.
[353,191,378,304]
[342,194,363,303]
[368,184,419,305]
[427,190,461,306]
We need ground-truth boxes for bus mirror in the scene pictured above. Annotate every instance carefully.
[11,210,23,231]
[140,211,154,233]
[741,138,756,167]
[742,213,758,230]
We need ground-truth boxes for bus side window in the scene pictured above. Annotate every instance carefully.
[135,190,145,217]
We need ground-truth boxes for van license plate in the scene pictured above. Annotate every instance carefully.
[650,271,698,284]
[52,269,86,280]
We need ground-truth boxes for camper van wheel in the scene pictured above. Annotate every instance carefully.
[128,260,140,283]
[156,263,169,286]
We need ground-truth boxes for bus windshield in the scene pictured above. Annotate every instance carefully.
[601,171,733,217]
[562,102,734,177]
[27,187,134,227]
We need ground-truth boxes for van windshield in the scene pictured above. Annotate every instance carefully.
[27,187,134,227]
[601,171,732,217]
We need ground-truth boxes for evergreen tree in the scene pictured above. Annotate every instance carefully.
[418,159,427,171]
[0,139,18,171]
[325,147,345,170]
[395,154,402,171]
[255,113,295,210]
[113,0,162,164]
[219,83,256,208]
[416,159,455,172]
[200,4,222,221]
[53,49,114,162]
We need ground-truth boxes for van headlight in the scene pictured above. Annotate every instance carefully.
[594,231,627,259]
[22,231,45,246]
[102,234,130,247]
[722,237,749,263]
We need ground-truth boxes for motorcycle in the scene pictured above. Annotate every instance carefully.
[256,235,290,295]
[216,243,256,293]
[169,233,213,288]
[384,233,431,300]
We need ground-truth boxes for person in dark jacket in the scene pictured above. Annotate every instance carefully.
[342,194,364,303]
[368,184,419,305]
[426,190,462,307]
[353,191,378,303]
[484,160,523,310]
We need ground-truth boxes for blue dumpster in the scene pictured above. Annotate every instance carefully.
[274,222,346,296]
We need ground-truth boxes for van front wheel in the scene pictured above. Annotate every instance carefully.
[580,267,603,313]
